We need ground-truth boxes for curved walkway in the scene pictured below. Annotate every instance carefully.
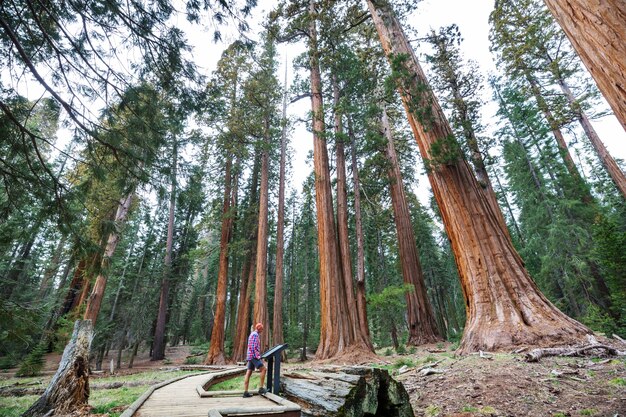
[121,368,300,417]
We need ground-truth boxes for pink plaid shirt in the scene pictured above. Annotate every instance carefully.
[246,330,261,361]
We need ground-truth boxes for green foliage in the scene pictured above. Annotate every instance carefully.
[425,404,442,416]
[395,344,407,355]
[608,378,626,387]
[393,357,415,368]
[579,409,597,416]
[16,343,47,377]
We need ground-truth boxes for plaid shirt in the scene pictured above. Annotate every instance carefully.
[246,330,261,361]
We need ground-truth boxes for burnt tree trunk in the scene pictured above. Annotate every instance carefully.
[367,0,591,353]
[205,156,234,365]
[22,320,92,417]
[381,106,441,345]
[543,0,626,131]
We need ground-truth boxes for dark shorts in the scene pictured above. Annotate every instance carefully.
[247,358,264,371]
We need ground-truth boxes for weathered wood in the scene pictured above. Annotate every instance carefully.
[525,344,626,362]
[282,367,413,417]
[22,320,92,417]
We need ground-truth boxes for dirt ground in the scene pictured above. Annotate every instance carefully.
[394,345,626,417]
[6,343,626,416]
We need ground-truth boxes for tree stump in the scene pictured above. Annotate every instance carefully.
[22,320,93,417]
[281,367,414,417]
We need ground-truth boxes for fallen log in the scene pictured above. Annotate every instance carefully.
[282,366,414,417]
[525,344,626,362]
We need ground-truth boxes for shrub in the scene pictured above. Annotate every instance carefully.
[15,343,46,377]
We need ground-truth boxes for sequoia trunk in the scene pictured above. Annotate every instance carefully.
[205,156,234,365]
[543,0,626,131]
[367,0,591,353]
[381,106,442,345]
[308,0,373,359]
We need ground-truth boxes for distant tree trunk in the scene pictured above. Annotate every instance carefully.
[347,116,371,344]
[22,320,92,417]
[333,78,372,350]
[3,232,37,299]
[60,259,87,317]
[367,0,591,353]
[381,106,442,345]
[308,0,373,360]
[543,0,626,132]
[525,74,588,189]
[38,236,66,300]
[205,156,234,365]
[273,64,288,355]
[83,192,134,326]
[253,136,271,350]
[152,139,178,361]
[557,79,626,199]
[233,154,261,361]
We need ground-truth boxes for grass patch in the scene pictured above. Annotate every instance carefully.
[552,413,567,417]
[208,374,261,391]
[393,357,415,368]
[579,409,596,416]
[0,376,48,389]
[480,406,497,414]
[0,395,40,417]
[609,377,626,386]
[90,386,147,417]
[425,404,441,416]
[94,370,202,385]
[461,405,479,412]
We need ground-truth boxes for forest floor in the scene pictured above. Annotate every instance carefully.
[1,343,625,416]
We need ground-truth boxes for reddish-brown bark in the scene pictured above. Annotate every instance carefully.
[205,156,234,365]
[309,0,373,360]
[347,117,371,343]
[333,78,372,350]
[557,80,626,199]
[381,106,442,345]
[273,65,288,353]
[367,0,591,353]
[83,192,134,326]
[253,144,270,350]
[543,0,626,131]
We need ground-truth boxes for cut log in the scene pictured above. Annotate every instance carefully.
[282,367,414,417]
[22,320,93,417]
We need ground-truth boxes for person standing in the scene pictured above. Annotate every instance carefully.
[243,323,267,398]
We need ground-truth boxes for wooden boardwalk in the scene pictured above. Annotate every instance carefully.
[122,368,300,417]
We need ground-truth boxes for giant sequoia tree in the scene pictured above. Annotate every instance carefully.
[542,0,626,131]
[366,0,590,352]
